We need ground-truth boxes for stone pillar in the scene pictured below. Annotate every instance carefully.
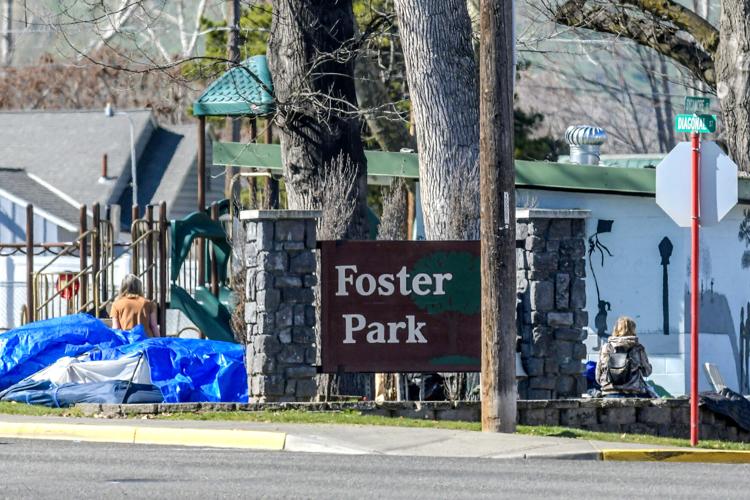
[516,209,590,399]
[242,210,320,402]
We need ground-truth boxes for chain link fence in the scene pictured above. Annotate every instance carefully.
[0,282,27,333]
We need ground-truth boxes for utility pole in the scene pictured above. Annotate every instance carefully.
[479,0,516,433]
[225,0,243,201]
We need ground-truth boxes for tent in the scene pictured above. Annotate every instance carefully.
[0,314,144,391]
[0,315,247,406]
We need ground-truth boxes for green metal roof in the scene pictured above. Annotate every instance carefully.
[557,154,666,169]
[213,142,419,181]
[213,141,750,202]
[193,55,275,117]
[515,160,655,196]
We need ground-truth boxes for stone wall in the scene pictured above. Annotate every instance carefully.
[516,209,590,399]
[516,399,750,442]
[240,208,590,402]
[243,210,320,402]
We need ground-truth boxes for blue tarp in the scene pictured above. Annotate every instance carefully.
[0,379,163,407]
[0,314,144,391]
[92,337,247,403]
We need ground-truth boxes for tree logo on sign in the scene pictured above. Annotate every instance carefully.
[409,251,481,315]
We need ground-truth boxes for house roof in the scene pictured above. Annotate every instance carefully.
[0,168,81,231]
[0,109,155,208]
[116,122,219,225]
[0,110,210,227]
[192,55,275,117]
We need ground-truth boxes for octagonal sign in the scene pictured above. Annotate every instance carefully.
[656,141,738,227]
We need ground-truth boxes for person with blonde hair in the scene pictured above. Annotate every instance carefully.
[110,274,160,337]
[595,316,652,397]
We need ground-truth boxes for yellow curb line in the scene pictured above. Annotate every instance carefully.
[602,449,750,464]
[0,421,286,450]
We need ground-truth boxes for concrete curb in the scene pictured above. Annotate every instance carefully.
[2,419,748,463]
[600,449,750,464]
[527,451,602,461]
[0,421,287,450]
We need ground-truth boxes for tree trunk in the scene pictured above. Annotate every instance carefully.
[693,0,710,95]
[639,48,668,152]
[392,0,480,240]
[268,0,371,398]
[268,0,369,239]
[618,65,649,153]
[717,0,750,173]
[1,0,12,67]
[659,55,676,150]
[225,0,242,202]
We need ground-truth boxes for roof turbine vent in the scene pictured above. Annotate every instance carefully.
[565,125,607,165]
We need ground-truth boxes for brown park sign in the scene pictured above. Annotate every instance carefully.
[320,241,481,373]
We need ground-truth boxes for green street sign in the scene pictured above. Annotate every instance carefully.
[675,114,717,133]
[684,96,711,114]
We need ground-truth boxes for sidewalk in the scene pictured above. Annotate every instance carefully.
[1,413,734,462]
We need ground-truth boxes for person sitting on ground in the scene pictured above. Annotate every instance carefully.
[110,274,160,337]
[596,316,652,398]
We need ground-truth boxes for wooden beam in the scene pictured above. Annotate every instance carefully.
[25,204,34,323]
[198,116,206,286]
[146,205,155,301]
[79,205,88,311]
[92,203,101,315]
[158,201,168,336]
[198,116,207,212]
[479,0,516,433]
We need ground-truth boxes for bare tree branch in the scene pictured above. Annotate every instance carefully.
[553,0,716,86]
[617,0,718,52]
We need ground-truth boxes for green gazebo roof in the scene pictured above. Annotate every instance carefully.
[193,55,275,117]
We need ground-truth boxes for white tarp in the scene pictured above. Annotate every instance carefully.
[29,353,152,385]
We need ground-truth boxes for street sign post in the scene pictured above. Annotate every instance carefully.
[689,132,700,448]
[675,114,717,134]
[657,105,737,445]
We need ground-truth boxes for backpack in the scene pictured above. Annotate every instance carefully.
[607,345,634,386]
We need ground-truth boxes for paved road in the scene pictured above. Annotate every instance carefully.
[1,438,749,499]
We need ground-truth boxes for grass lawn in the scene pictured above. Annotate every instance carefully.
[0,402,749,451]
[0,402,83,418]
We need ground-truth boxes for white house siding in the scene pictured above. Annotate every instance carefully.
[518,188,750,396]
[0,195,60,243]
[1,194,81,330]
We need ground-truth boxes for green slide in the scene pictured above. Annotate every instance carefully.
[170,285,235,343]
[169,207,237,343]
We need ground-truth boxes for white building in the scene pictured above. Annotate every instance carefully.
[514,155,748,397]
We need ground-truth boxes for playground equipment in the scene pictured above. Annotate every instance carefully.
[0,203,116,327]
[169,206,235,344]
[1,200,238,342]
[30,203,167,327]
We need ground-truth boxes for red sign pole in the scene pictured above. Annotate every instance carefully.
[690,131,700,446]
